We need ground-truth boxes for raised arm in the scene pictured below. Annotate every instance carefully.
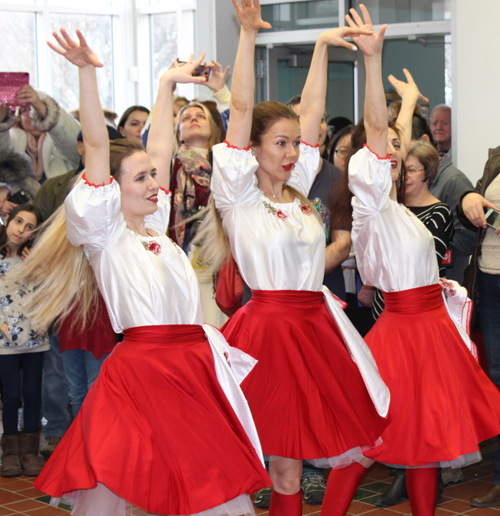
[346,5,387,157]
[388,69,428,158]
[226,0,271,149]
[301,26,371,146]
[48,29,108,186]
[147,54,207,190]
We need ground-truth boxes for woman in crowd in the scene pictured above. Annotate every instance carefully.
[0,203,47,478]
[328,125,353,171]
[200,2,390,515]
[457,149,500,509]
[169,100,226,326]
[21,28,271,516]
[324,7,500,516]
[117,105,149,143]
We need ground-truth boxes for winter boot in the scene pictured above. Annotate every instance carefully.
[1,434,22,477]
[20,432,45,476]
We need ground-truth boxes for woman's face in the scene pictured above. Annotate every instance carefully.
[119,110,148,143]
[6,211,37,247]
[177,107,212,148]
[387,128,402,182]
[253,118,301,183]
[404,154,428,199]
[118,151,159,220]
[333,133,351,170]
[20,109,42,137]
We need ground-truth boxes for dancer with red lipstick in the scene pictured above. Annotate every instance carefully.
[322,6,500,516]
[23,28,272,516]
[196,2,390,515]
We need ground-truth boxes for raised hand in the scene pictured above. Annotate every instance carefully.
[16,85,47,117]
[388,69,428,104]
[231,0,272,32]
[160,53,208,86]
[345,4,386,58]
[319,26,373,52]
[204,61,230,92]
[48,29,103,68]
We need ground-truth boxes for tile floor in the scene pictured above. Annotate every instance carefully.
[0,439,497,516]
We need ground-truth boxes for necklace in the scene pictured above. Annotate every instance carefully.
[257,185,277,199]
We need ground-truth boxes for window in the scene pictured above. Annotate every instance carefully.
[0,11,37,86]
[48,14,113,111]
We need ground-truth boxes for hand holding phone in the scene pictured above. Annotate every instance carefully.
[177,61,211,81]
[0,73,30,107]
[484,208,500,230]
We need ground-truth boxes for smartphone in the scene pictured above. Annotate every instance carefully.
[0,72,29,106]
[177,62,211,80]
[485,208,500,230]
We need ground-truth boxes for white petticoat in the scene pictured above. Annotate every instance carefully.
[51,483,256,516]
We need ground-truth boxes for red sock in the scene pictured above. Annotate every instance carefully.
[321,462,367,516]
[269,489,302,516]
[406,467,437,516]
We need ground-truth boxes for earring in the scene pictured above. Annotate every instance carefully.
[251,148,256,156]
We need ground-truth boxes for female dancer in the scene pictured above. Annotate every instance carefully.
[324,6,500,516]
[199,2,390,515]
[25,29,271,516]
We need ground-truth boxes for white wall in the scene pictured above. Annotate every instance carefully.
[452,0,500,184]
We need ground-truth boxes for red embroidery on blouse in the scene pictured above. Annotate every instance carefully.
[158,187,172,196]
[300,141,320,149]
[300,204,313,216]
[363,143,391,160]
[276,209,287,220]
[82,174,115,188]
[224,140,251,152]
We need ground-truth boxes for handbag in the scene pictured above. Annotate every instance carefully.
[215,255,244,317]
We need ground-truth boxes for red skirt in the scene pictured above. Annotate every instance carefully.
[221,290,388,464]
[34,325,271,515]
[364,284,500,467]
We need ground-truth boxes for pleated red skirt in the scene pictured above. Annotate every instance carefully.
[34,325,271,515]
[221,290,388,463]
[364,284,500,467]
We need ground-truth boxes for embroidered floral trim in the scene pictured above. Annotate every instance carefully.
[158,187,172,196]
[224,140,251,152]
[300,204,313,216]
[300,141,320,149]
[263,201,287,220]
[82,174,115,188]
[363,143,390,161]
[143,241,161,255]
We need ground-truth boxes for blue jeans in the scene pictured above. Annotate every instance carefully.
[0,352,44,435]
[61,349,109,417]
[302,462,324,481]
[42,332,71,437]
[477,270,500,486]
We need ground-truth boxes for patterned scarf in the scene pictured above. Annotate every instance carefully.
[172,144,212,250]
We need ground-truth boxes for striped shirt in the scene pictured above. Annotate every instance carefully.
[372,202,454,321]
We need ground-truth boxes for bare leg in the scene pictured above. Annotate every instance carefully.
[269,457,303,516]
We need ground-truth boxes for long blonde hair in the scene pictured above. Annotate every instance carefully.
[11,139,145,333]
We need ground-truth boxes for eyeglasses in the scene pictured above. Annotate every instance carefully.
[406,168,425,175]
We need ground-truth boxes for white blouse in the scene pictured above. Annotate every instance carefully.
[349,146,439,292]
[65,179,203,333]
[212,142,324,291]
